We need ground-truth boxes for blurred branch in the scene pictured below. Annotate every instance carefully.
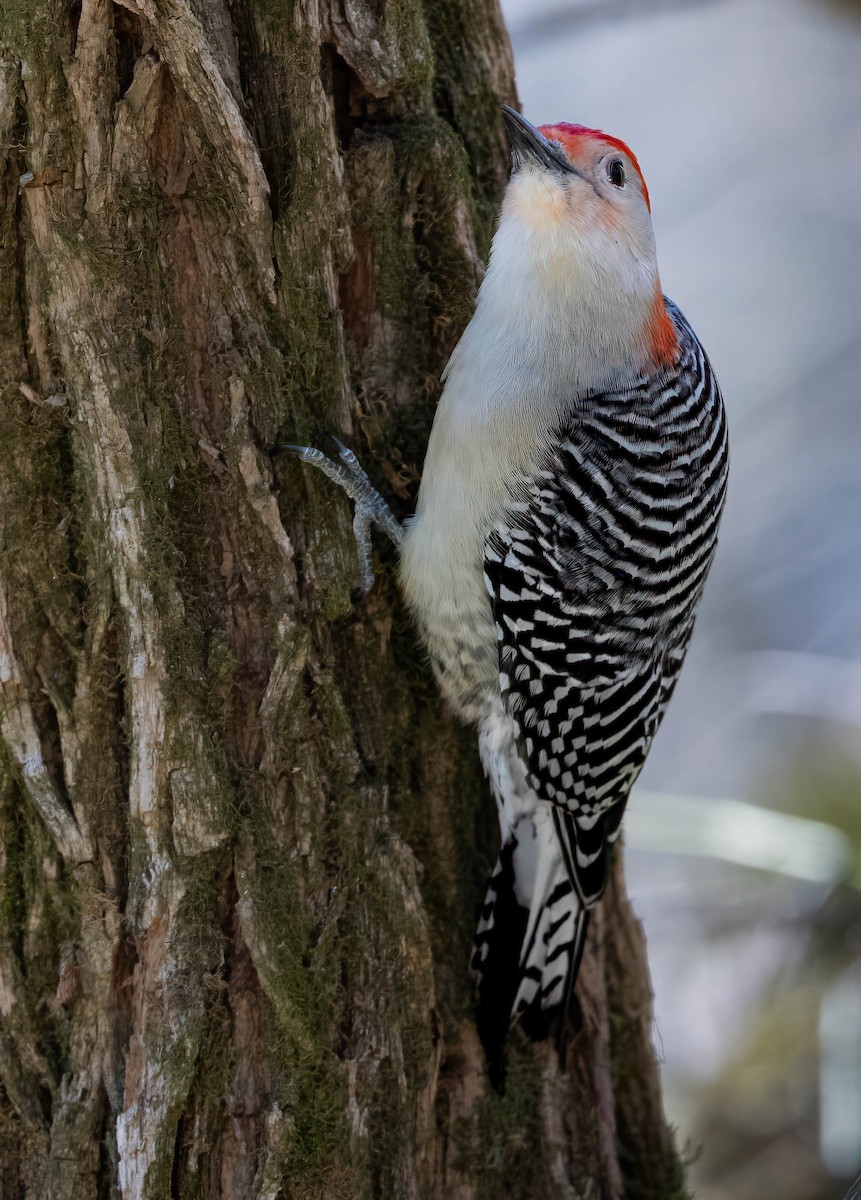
[627,790,853,885]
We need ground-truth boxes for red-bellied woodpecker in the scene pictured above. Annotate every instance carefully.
[284,107,728,1078]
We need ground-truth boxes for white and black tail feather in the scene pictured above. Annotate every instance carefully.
[472,833,531,1088]
[472,795,594,1087]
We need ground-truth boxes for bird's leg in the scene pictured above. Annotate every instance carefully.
[277,437,403,595]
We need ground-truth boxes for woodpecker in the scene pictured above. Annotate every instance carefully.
[285,107,728,1077]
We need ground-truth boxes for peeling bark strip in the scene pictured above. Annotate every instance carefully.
[0,1,685,1197]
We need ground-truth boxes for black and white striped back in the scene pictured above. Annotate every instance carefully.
[475,299,728,1045]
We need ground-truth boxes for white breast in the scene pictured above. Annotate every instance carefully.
[398,180,657,719]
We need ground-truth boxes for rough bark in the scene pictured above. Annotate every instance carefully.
[0,1,686,1197]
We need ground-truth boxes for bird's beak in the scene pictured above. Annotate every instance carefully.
[502,105,578,176]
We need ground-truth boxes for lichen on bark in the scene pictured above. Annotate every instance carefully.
[0,0,687,1196]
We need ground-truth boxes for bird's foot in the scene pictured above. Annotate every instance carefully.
[276,437,403,595]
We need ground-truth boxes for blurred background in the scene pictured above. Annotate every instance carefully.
[497,0,861,1194]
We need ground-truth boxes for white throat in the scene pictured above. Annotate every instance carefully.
[415,187,661,517]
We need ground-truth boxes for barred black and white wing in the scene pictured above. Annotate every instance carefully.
[473,301,728,1044]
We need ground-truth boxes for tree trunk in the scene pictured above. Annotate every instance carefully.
[0,2,686,1197]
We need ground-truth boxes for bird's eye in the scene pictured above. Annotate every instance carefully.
[607,159,626,188]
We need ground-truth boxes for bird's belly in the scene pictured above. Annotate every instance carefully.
[399,512,500,721]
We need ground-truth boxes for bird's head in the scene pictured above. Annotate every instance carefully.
[493,107,677,372]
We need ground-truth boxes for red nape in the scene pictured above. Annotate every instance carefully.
[647,291,679,367]
[539,123,651,212]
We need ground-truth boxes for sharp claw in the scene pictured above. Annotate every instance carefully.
[274,439,359,472]
[330,435,361,472]
[274,444,330,465]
